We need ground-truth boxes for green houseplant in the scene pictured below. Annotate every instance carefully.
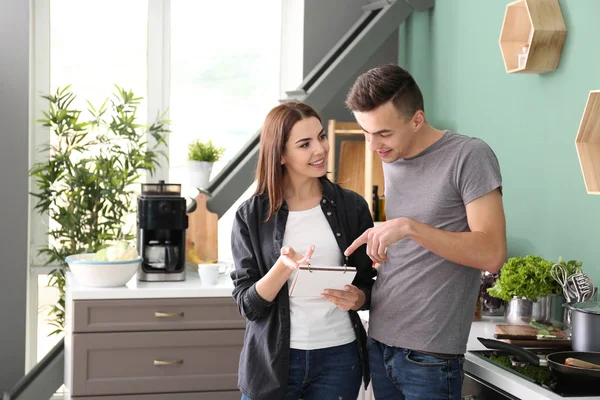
[487,255,580,326]
[487,255,556,302]
[187,139,225,188]
[30,85,169,334]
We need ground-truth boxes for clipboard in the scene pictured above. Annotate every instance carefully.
[288,264,357,297]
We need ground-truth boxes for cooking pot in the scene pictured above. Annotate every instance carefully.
[565,302,600,352]
[478,337,600,393]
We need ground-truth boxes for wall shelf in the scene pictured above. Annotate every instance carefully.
[499,0,566,74]
[326,120,384,216]
[576,90,600,195]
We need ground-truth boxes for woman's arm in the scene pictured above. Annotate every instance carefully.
[256,245,314,301]
[231,205,314,320]
[230,206,275,321]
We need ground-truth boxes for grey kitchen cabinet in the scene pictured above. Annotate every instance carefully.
[65,278,245,400]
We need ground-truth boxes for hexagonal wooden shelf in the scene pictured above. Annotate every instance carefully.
[499,0,566,74]
[576,91,600,195]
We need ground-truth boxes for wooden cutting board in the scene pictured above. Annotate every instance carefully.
[494,324,570,347]
[495,324,570,339]
[337,140,384,197]
[185,192,218,269]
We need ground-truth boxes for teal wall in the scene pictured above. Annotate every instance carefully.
[399,0,600,286]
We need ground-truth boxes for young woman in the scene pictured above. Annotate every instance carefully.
[231,101,375,400]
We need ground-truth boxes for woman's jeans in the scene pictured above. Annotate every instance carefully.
[368,337,465,400]
[241,341,361,400]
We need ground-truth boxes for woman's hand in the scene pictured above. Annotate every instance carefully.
[278,245,315,270]
[255,245,315,303]
[321,285,366,311]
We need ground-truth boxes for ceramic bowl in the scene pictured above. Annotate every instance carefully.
[65,253,142,287]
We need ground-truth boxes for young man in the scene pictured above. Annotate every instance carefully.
[343,64,507,399]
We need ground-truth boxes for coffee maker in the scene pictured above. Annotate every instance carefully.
[137,180,188,281]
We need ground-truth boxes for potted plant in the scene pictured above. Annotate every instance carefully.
[187,139,225,189]
[487,255,557,325]
[30,85,169,333]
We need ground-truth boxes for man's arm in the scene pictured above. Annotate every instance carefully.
[345,189,506,273]
[407,189,506,273]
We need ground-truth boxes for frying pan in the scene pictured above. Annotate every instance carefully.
[478,337,600,391]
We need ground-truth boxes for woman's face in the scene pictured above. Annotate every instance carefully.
[281,116,328,180]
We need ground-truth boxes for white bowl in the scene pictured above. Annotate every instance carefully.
[65,253,142,287]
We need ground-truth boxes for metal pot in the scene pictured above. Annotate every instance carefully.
[566,302,600,352]
[504,296,546,325]
[504,297,534,325]
[538,294,567,328]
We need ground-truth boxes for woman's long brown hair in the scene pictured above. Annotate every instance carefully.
[255,101,322,221]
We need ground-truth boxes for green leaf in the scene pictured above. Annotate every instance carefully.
[30,84,168,333]
[487,255,558,301]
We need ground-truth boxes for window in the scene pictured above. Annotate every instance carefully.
[168,0,282,187]
[29,0,150,371]
[49,0,148,113]
[35,273,62,362]
[29,0,284,373]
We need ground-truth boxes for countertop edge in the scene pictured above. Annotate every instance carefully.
[66,271,235,300]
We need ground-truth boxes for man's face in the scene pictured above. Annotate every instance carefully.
[353,101,423,163]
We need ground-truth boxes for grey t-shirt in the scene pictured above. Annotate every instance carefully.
[369,131,502,355]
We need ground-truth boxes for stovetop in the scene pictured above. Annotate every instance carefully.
[469,349,600,398]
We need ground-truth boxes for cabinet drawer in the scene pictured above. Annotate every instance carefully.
[72,391,241,400]
[71,330,244,396]
[73,297,244,333]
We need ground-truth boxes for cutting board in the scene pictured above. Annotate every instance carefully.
[494,324,570,347]
[337,140,384,196]
[185,192,218,269]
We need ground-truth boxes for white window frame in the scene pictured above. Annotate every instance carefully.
[27,0,171,372]
[27,0,295,375]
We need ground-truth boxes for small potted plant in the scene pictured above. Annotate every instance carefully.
[487,255,557,325]
[187,139,225,189]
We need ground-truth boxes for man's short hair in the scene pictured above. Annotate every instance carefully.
[346,64,424,119]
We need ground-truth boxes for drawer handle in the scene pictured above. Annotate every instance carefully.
[154,311,184,318]
[154,359,184,366]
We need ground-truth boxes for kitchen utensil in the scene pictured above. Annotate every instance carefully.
[551,263,571,302]
[186,192,219,263]
[504,297,534,325]
[478,337,600,390]
[337,140,384,198]
[494,324,570,348]
[565,302,600,352]
[565,358,600,370]
[569,273,596,302]
[494,324,570,341]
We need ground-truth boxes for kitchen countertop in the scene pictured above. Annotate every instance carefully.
[358,313,600,400]
[66,274,598,399]
[66,268,234,300]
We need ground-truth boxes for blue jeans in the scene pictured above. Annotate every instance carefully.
[368,337,464,400]
[241,341,361,400]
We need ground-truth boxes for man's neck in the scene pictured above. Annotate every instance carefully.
[405,124,445,158]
